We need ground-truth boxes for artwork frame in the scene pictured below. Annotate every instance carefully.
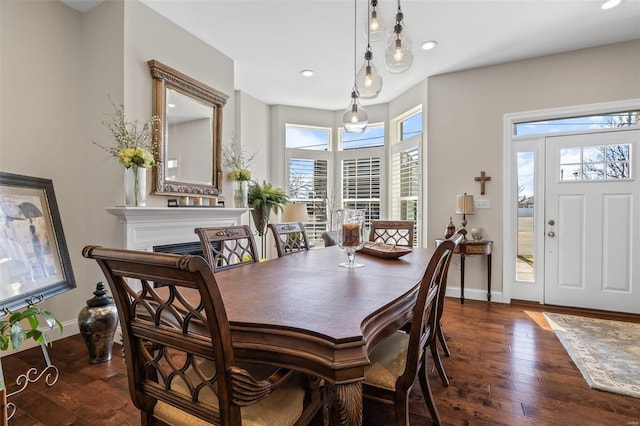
[0,172,76,312]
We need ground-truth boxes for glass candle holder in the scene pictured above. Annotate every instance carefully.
[337,209,366,268]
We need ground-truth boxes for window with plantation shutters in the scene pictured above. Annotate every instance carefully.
[285,124,332,246]
[341,156,382,227]
[284,109,422,248]
[391,144,420,245]
[391,108,423,246]
[288,157,329,244]
[338,124,385,230]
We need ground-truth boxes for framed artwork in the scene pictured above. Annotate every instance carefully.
[0,172,76,312]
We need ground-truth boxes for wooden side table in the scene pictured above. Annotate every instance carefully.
[436,238,493,304]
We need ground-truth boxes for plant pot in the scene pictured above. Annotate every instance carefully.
[251,206,270,236]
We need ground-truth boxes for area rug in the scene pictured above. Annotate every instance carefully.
[543,312,640,398]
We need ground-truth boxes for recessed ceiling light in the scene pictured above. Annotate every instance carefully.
[300,70,314,77]
[601,0,621,10]
[421,41,438,51]
[168,103,176,108]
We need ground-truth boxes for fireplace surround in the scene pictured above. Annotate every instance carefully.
[106,207,250,252]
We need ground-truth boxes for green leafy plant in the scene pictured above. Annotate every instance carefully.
[248,181,289,236]
[0,307,63,352]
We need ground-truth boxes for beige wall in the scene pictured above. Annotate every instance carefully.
[1,0,638,349]
[1,0,88,347]
[426,40,640,299]
[0,0,235,351]
[236,91,271,191]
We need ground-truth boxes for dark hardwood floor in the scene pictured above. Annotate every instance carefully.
[2,298,639,425]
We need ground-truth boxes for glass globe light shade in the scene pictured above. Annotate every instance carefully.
[355,51,383,98]
[342,91,369,133]
[365,7,386,42]
[385,24,413,73]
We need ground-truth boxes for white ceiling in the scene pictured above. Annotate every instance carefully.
[66,0,640,110]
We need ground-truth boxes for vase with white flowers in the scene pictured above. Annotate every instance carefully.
[223,135,256,208]
[95,97,159,207]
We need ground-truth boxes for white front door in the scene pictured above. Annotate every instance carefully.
[544,130,639,313]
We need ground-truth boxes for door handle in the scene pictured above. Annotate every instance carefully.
[548,220,555,226]
[547,231,555,237]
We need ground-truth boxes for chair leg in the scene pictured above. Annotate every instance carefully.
[394,392,410,426]
[436,320,451,357]
[430,340,450,387]
[419,359,441,426]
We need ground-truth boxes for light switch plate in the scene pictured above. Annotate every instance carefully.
[476,199,490,209]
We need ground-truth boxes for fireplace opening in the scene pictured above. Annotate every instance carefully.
[153,241,205,257]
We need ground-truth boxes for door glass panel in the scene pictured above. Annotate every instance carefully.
[517,151,535,282]
[559,144,632,181]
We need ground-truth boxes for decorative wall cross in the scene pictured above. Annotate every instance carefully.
[474,171,491,195]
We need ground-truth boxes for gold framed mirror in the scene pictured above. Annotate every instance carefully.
[148,60,228,197]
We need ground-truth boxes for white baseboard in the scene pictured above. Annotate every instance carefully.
[445,286,504,304]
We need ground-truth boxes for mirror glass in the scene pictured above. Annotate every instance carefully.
[165,90,213,185]
[149,60,228,197]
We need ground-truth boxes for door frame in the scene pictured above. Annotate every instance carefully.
[502,98,640,304]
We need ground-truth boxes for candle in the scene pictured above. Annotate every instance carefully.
[342,223,361,247]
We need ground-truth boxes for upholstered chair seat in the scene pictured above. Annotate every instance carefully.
[155,361,306,426]
[365,331,411,390]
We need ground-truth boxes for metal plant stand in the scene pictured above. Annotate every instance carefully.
[0,343,59,420]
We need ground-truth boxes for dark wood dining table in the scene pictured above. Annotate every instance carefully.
[211,245,433,425]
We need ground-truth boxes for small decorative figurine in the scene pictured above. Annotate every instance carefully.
[444,217,456,239]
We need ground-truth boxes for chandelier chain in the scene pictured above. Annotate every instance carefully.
[352,0,357,89]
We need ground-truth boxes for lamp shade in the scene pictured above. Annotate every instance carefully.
[355,50,383,98]
[281,203,309,223]
[456,194,475,215]
[342,90,369,133]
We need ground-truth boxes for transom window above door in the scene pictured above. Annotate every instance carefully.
[514,111,638,136]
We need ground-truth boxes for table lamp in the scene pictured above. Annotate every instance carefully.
[281,203,309,223]
[456,193,475,229]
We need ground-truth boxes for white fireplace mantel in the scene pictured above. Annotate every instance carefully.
[106,207,250,250]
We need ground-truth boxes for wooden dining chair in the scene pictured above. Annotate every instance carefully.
[268,222,310,257]
[82,246,324,426]
[431,229,466,387]
[362,239,456,426]
[369,220,414,247]
[320,230,338,247]
[194,225,259,271]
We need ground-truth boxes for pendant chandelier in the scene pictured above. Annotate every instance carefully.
[343,0,368,133]
[355,0,383,98]
[385,0,413,74]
